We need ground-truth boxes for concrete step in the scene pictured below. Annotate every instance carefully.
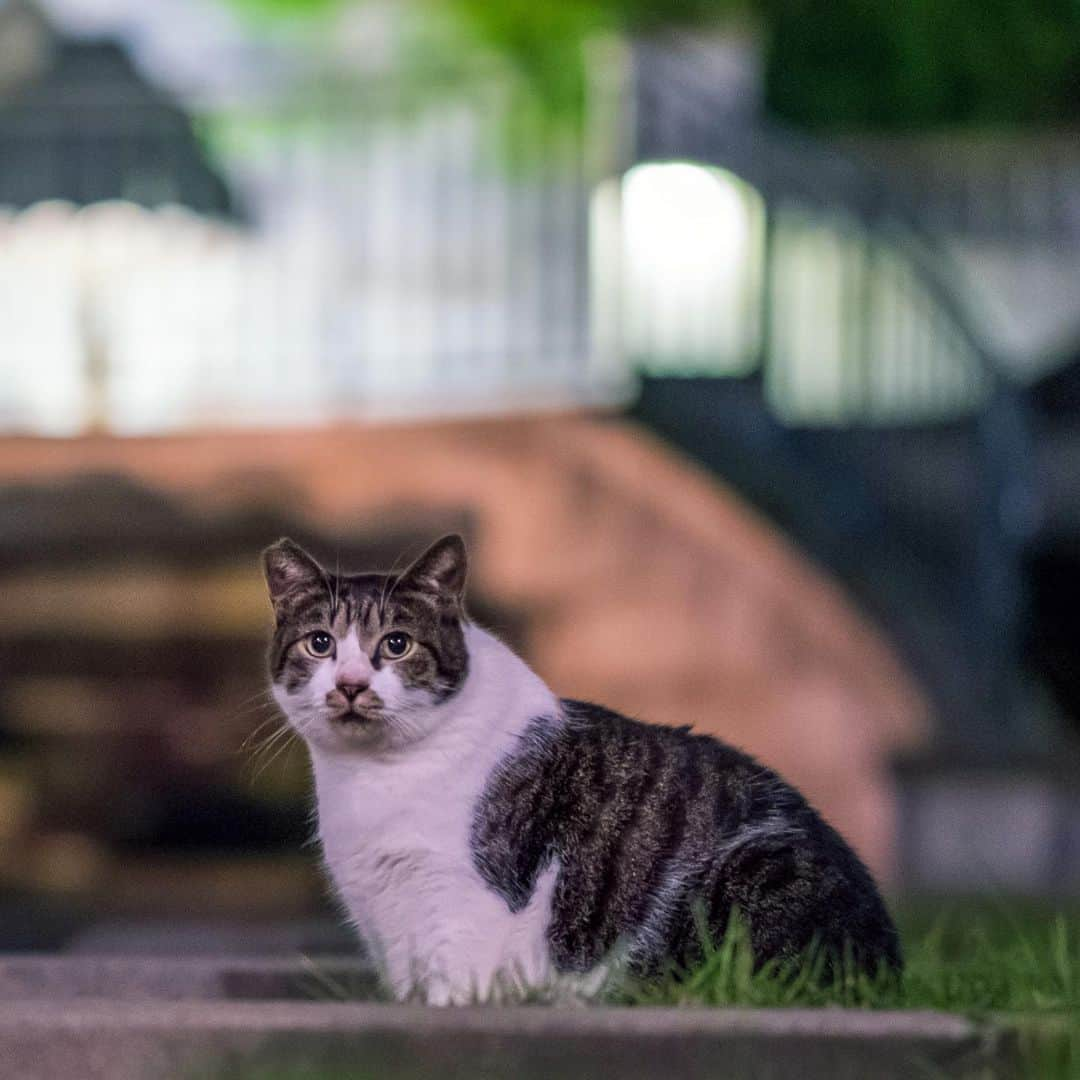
[0,954,375,1002]
[0,995,1013,1080]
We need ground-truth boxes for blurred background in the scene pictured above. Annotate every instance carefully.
[1,0,1079,952]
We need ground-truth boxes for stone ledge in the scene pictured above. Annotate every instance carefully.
[0,955,375,1002]
[0,993,1012,1080]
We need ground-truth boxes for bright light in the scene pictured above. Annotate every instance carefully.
[617,162,763,375]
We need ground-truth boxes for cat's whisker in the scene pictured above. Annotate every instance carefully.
[244,720,295,767]
[233,713,281,745]
[332,545,341,619]
[242,699,280,721]
[250,728,299,782]
[230,687,277,710]
[231,699,279,725]
[227,692,277,716]
[378,540,421,618]
[247,720,292,758]
[240,713,288,750]
[249,731,289,771]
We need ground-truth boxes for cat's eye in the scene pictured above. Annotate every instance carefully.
[306,631,334,658]
[381,632,412,659]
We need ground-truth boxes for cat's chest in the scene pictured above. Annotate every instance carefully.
[315,755,489,918]
[318,763,560,1002]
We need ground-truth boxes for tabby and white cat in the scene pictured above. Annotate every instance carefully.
[264,534,900,1004]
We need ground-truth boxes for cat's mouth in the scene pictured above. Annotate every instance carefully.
[324,688,385,727]
[334,711,374,726]
[330,702,384,727]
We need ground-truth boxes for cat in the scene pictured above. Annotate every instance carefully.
[264,534,901,1004]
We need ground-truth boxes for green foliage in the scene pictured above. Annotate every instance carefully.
[220,0,1080,132]
[221,0,739,130]
[436,0,731,108]
[386,0,745,147]
[226,0,342,22]
[762,0,1080,130]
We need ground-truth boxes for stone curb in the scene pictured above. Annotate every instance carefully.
[0,1000,1012,1080]
[0,955,375,1002]
[0,958,1014,1080]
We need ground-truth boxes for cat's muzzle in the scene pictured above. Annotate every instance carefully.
[325,686,384,725]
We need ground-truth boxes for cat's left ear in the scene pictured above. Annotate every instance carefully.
[400,534,467,602]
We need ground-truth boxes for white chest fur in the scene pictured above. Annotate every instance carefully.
[309,625,562,1004]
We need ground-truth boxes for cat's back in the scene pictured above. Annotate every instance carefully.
[472,698,901,975]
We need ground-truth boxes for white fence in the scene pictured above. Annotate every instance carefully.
[0,73,630,435]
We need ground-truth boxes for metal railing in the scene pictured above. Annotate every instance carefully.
[628,36,1049,753]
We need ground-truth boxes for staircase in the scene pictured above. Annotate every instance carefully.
[0,418,927,881]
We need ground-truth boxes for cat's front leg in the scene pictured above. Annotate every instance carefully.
[387,953,478,1006]
[416,975,465,1007]
[396,939,544,1005]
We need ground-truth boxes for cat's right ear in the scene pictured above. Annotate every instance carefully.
[263,538,324,612]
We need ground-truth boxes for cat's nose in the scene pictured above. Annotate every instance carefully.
[336,681,369,702]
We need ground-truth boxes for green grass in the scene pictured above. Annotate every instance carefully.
[623,902,1080,1013]
[282,902,1080,1078]
[621,902,1080,1077]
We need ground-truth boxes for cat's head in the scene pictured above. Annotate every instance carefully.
[263,534,469,753]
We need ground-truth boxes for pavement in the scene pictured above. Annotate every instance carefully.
[0,956,1014,1080]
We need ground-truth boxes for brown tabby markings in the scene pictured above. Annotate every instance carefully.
[471,702,902,977]
[265,541,468,702]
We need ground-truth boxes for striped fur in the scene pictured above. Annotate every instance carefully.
[471,702,901,976]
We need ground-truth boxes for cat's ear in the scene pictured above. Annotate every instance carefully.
[263,538,325,610]
[400,534,467,601]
